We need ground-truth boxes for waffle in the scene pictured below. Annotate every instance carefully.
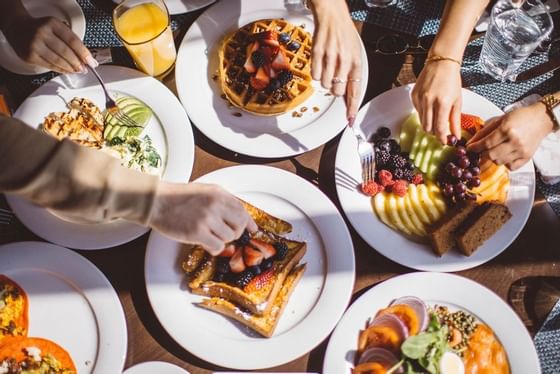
[218,19,314,116]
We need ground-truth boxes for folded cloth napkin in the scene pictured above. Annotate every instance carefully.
[534,299,560,374]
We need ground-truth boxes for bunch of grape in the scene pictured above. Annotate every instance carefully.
[438,135,481,204]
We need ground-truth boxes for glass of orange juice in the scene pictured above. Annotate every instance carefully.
[113,0,176,78]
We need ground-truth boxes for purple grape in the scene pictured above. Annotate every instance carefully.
[457,138,467,147]
[465,192,477,201]
[455,192,466,201]
[451,167,463,179]
[467,177,481,188]
[470,166,481,176]
[468,151,481,166]
[445,162,457,173]
[454,183,466,194]
[455,146,467,158]
[443,184,454,197]
[462,171,473,181]
[447,134,458,146]
[458,156,470,169]
[377,126,391,138]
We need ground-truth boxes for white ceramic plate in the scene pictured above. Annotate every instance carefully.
[0,0,86,75]
[0,241,127,374]
[144,165,355,369]
[175,0,368,158]
[123,361,190,374]
[335,84,535,272]
[6,65,194,250]
[323,272,540,374]
[112,0,216,15]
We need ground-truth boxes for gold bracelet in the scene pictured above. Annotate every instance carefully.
[424,55,462,66]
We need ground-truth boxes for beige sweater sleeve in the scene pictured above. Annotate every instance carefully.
[0,116,159,225]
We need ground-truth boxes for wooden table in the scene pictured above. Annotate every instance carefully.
[1,4,559,373]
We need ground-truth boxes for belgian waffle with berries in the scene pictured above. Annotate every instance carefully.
[218,19,313,116]
[181,200,307,338]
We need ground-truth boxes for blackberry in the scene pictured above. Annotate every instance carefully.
[238,71,251,84]
[216,257,230,274]
[234,54,246,66]
[388,139,400,153]
[273,241,289,261]
[248,265,262,276]
[393,168,405,180]
[389,154,407,170]
[278,32,291,43]
[234,270,255,288]
[251,50,266,67]
[236,230,250,246]
[213,272,225,282]
[376,126,391,138]
[265,79,281,94]
[287,41,301,51]
[405,160,415,171]
[261,258,274,270]
[403,169,414,182]
[376,150,391,167]
[277,70,293,86]
[378,140,392,153]
[370,133,384,144]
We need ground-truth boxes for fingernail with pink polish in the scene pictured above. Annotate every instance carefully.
[348,115,356,127]
[86,55,99,68]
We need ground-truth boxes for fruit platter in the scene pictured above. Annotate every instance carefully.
[335,85,535,272]
[323,272,540,374]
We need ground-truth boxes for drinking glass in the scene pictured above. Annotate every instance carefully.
[364,0,397,8]
[113,0,177,79]
[479,0,553,81]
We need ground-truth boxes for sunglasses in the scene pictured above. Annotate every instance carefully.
[365,34,436,55]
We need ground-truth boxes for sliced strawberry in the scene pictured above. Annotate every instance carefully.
[244,56,256,73]
[244,269,275,293]
[229,248,246,273]
[268,65,277,79]
[262,39,280,47]
[218,243,236,257]
[249,238,276,259]
[250,66,270,90]
[255,30,277,41]
[271,49,290,71]
[246,41,259,56]
[260,46,274,63]
[243,246,264,266]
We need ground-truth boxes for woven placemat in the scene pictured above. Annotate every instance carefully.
[534,299,560,374]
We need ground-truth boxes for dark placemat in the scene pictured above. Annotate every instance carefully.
[534,299,560,374]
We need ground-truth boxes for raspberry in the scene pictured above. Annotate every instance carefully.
[392,180,409,197]
[411,173,424,185]
[360,181,380,197]
[377,169,394,187]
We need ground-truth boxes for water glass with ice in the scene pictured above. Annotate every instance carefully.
[364,0,397,8]
[479,0,553,81]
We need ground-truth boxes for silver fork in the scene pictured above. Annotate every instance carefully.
[86,65,141,129]
[352,126,376,184]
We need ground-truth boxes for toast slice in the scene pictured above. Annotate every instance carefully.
[198,264,306,337]
[239,199,292,235]
[184,230,306,315]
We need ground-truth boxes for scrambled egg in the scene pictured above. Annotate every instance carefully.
[0,283,26,337]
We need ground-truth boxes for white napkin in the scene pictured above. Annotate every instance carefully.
[504,94,560,184]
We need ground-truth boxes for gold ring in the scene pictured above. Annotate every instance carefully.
[348,78,361,82]
[331,77,347,84]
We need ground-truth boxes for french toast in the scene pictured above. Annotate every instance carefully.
[218,19,313,116]
[182,200,307,336]
[198,264,306,338]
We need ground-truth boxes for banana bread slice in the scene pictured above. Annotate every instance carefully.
[456,202,512,256]
[428,202,477,256]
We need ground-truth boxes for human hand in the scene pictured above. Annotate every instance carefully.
[467,103,555,170]
[310,0,363,122]
[411,60,462,144]
[3,15,94,73]
[149,182,258,256]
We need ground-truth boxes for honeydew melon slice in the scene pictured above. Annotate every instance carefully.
[399,112,420,152]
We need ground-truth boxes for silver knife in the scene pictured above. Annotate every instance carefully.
[511,57,560,82]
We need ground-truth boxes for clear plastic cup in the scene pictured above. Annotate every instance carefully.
[479,0,553,81]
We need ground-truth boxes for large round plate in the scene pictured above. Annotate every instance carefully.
[0,0,86,75]
[145,165,356,369]
[323,272,540,374]
[0,241,127,374]
[6,65,194,250]
[175,0,368,158]
[335,84,535,272]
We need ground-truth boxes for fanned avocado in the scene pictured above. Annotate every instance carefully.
[103,96,152,141]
